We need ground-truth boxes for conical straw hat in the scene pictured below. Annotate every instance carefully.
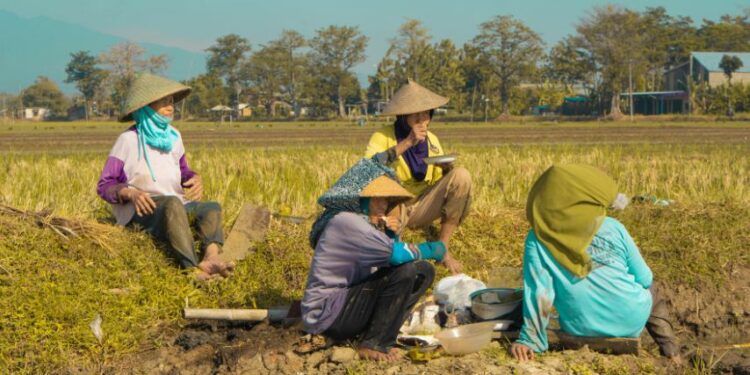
[118,73,192,122]
[380,79,449,116]
[360,176,414,201]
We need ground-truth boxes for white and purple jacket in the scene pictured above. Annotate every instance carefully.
[96,126,196,225]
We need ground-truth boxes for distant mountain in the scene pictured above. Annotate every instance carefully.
[0,10,206,94]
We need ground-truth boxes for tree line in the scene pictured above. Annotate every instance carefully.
[4,5,750,121]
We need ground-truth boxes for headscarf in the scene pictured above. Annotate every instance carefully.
[132,105,179,182]
[394,114,430,182]
[309,159,398,248]
[526,164,618,278]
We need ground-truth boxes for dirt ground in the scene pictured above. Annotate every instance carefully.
[104,266,750,375]
[3,123,750,152]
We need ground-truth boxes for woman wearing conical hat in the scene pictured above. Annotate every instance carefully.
[366,79,471,274]
[303,159,446,361]
[96,73,234,281]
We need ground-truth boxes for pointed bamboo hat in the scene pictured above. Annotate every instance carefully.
[360,176,414,202]
[118,73,192,122]
[380,79,449,116]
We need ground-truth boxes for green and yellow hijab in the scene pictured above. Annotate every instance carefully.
[526,164,618,278]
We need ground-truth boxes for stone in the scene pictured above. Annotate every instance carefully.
[329,347,357,364]
[262,352,281,371]
[284,350,304,372]
[306,351,326,369]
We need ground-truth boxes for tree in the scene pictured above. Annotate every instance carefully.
[388,19,432,82]
[266,30,308,117]
[182,74,227,119]
[473,15,544,115]
[245,44,286,117]
[719,54,744,116]
[719,55,744,83]
[65,51,106,120]
[98,42,169,113]
[698,14,750,51]
[573,5,643,116]
[21,76,70,117]
[544,36,595,92]
[424,40,465,112]
[459,43,488,120]
[309,25,368,117]
[206,34,251,115]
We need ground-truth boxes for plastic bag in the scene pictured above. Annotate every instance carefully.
[433,274,487,310]
[401,303,442,335]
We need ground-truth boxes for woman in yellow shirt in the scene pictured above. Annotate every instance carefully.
[366,80,472,274]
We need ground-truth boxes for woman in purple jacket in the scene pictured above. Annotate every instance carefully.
[96,73,233,281]
[303,159,446,361]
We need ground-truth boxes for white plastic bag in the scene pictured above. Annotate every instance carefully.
[433,274,487,310]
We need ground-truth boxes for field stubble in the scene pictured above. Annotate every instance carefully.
[0,122,748,373]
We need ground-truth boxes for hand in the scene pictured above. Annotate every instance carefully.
[183,175,203,201]
[510,343,535,362]
[435,162,454,173]
[408,124,428,145]
[441,252,463,274]
[381,216,401,232]
[121,188,156,217]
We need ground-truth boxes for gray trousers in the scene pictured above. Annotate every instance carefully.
[646,284,680,357]
[128,196,224,268]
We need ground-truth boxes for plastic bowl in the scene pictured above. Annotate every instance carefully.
[434,321,495,355]
[470,288,522,321]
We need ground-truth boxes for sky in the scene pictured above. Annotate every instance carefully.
[1,0,748,79]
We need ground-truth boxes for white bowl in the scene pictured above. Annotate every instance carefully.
[434,322,495,355]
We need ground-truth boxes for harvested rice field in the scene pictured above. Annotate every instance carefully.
[0,120,748,374]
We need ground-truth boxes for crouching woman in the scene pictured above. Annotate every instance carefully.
[511,165,680,363]
[302,159,445,361]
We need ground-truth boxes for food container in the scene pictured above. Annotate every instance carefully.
[434,321,495,355]
[470,288,523,321]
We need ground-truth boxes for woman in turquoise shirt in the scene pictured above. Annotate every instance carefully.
[511,165,680,362]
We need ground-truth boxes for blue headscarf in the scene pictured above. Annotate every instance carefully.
[132,106,179,182]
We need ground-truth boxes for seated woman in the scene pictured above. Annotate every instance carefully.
[365,79,471,274]
[303,159,446,361]
[96,73,234,281]
[511,165,680,362]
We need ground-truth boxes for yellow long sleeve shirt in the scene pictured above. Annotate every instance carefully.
[365,124,444,196]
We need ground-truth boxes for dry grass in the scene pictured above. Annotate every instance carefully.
[0,122,748,372]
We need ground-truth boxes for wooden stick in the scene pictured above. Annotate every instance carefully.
[183,308,288,322]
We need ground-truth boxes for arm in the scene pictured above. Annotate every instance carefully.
[178,140,202,201]
[390,241,446,265]
[367,129,420,165]
[326,213,444,269]
[179,154,197,183]
[96,156,127,204]
[516,231,556,353]
[618,221,653,288]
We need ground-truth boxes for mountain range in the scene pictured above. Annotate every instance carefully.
[0,10,206,94]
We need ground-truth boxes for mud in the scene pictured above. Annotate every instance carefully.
[106,267,749,374]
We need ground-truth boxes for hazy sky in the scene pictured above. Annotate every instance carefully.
[2,0,747,77]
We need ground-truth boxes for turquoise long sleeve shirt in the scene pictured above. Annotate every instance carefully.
[517,217,653,352]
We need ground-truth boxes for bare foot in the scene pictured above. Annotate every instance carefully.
[194,269,214,282]
[668,355,683,366]
[199,250,235,276]
[198,255,225,275]
[219,261,236,277]
[386,347,401,361]
[357,347,400,362]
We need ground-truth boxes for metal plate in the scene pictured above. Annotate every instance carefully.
[423,154,458,165]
